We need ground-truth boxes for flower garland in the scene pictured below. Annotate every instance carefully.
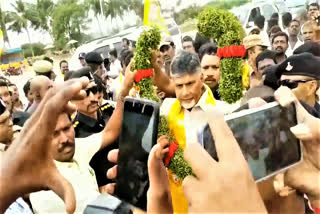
[132,26,192,179]
[198,7,246,104]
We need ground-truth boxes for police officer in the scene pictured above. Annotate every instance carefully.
[276,52,320,116]
[69,69,117,191]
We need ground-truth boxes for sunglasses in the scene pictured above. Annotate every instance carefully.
[279,79,315,89]
[85,86,99,96]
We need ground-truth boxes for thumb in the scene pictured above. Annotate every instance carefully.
[290,123,313,141]
[47,167,76,214]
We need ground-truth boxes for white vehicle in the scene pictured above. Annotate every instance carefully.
[231,2,283,32]
[69,26,144,70]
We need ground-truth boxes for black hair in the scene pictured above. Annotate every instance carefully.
[122,38,130,46]
[170,50,200,77]
[120,50,133,68]
[59,60,68,68]
[254,15,265,29]
[43,56,53,64]
[271,31,289,44]
[109,49,117,58]
[198,43,218,62]
[263,65,280,90]
[271,13,279,20]
[0,79,9,87]
[104,58,110,71]
[194,32,211,54]
[182,35,194,46]
[255,50,277,69]
[282,12,292,28]
[293,41,320,56]
[289,19,300,27]
[268,25,282,38]
[307,3,319,11]
[23,79,32,96]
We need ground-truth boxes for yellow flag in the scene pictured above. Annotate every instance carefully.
[0,30,3,57]
[143,0,170,34]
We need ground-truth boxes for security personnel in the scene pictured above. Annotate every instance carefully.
[33,60,56,80]
[276,52,320,116]
[69,69,117,190]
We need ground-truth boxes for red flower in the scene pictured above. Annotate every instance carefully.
[135,68,153,82]
[164,141,179,166]
[217,45,246,59]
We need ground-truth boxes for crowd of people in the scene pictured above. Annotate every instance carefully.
[0,2,320,214]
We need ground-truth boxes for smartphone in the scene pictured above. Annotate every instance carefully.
[115,97,160,210]
[198,102,302,182]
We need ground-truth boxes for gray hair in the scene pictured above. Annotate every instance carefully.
[170,50,201,77]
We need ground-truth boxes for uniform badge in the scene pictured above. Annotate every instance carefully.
[286,62,293,71]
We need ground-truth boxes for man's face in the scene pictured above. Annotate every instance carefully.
[280,75,317,103]
[182,41,196,54]
[308,5,319,20]
[172,72,204,109]
[60,62,69,74]
[161,45,175,63]
[288,21,300,37]
[302,26,315,42]
[95,64,105,78]
[51,114,75,162]
[79,58,86,66]
[0,109,13,144]
[249,46,266,67]
[0,86,13,112]
[272,36,288,55]
[73,82,102,116]
[258,58,276,82]
[11,85,19,102]
[122,40,129,49]
[200,54,221,90]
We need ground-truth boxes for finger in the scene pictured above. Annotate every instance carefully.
[104,183,116,195]
[274,86,297,107]
[207,107,243,163]
[184,143,214,179]
[47,167,76,214]
[290,124,313,141]
[157,136,170,148]
[107,165,117,180]
[108,149,119,163]
[182,175,199,201]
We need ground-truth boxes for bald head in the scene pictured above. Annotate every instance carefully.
[30,76,53,104]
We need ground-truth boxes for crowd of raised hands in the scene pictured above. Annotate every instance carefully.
[0,76,319,213]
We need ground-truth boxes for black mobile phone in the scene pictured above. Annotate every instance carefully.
[115,97,160,210]
[198,102,302,182]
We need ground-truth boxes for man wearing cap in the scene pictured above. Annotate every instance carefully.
[68,69,116,193]
[243,34,269,88]
[33,60,56,80]
[272,31,289,63]
[85,52,106,79]
[276,53,320,115]
[160,37,176,75]
[79,52,87,67]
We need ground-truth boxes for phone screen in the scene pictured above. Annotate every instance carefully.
[115,98,159,210]
[200,103,301,181]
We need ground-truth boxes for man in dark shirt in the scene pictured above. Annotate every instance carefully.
[69,69,117,192]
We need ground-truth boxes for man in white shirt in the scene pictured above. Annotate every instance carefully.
[108,49,122,79]
[29,78,132,213]
[286,19,304,56]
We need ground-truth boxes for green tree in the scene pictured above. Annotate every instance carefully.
[6,0,41,57]
[51,0,90,49]
[0,6,13,47]
[35,0,55,33]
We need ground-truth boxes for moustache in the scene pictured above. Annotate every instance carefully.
[58,141,74,152]
[89,101,99,106]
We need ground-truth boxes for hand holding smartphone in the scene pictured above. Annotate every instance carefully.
[198,102,302,182]
[115,98,160,210]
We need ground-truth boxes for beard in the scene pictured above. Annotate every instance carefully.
[181,99,196,109]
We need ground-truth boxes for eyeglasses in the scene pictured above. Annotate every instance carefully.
[279,79,315,89]
[85,86,99,96]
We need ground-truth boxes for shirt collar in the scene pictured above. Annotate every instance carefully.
[77,112,101,128]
